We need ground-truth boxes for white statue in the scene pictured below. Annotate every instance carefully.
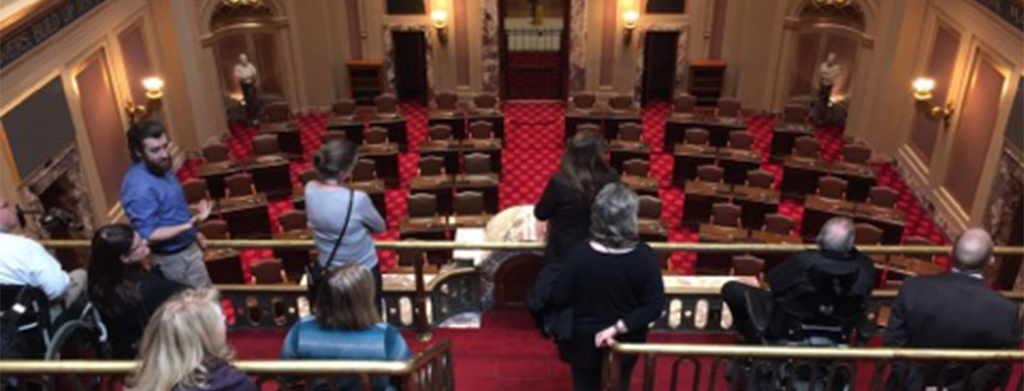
[815,53,841,124]
[233,53,260,124]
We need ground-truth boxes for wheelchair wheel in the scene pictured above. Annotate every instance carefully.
[45,320,107,361]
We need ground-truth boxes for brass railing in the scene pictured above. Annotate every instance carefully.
[605,343,1024,391]
[0,341,454,391]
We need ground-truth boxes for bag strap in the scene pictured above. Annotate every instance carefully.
[324,189,356,270]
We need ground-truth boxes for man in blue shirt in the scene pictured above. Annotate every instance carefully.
[120,120,212,288]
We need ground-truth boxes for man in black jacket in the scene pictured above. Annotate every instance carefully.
[722,217,875,343]
[884,228,1022,390]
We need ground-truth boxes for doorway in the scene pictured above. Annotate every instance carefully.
[392,31,428,104]
[500,0,568,100]
[641,32,680,105]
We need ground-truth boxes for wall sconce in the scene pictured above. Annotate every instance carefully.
[143,77,165,99]
[912,77,954,124]
[126,76,165,123]
[431,8,448,44]
[623,10,640,32]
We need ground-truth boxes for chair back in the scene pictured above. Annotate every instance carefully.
[903,236,936,262]
[464,153,492,175]
[332,100,357,118]
[252,134,279,156]
[419,156,446,176]
[637,196,662,220]
[712,203,743,227]
[474,94,498,110]
[224,173,255,197]
[746,169,775,189]
[617,123,643,141]
[428,125,453,141]
[684,128,710,145]
[375,94,399,114]
[817,176,848,200]
[732,255,766,277]
[182,179,209,204]
[469,121,494,140]
[697,165,724,183]
[435,92,459,111]
[608,95,634,110]
[407,193,438,218]
[202,143,231,163]
[867,186,899,208]
[783,104,810,124]
[854,223,883,245]
[454,191,485,216]
[364,127,389,144]
[728,131,754,150]
[299,169,322,185]
[576,123,601,136]
[351,159,378,182]
[250,259,286,284]
[622,159,649,177]
[263,102,292,123]
[673,93,696,114]
[206,254,246,284]
[320,132,347,146]
[572,93,596,109]
[793,137,821,158]
[198,219,230,239]
[717,97,741,117]
[279,210,308,232]
[762,214,794,235]
[842,144,872,164]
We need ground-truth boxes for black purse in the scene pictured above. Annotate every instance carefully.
[306,189,355,305]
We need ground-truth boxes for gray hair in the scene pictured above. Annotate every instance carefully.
[313,140,357,179]
[590,183,639,249]
[953,228,993,271]
[816,217,855,253]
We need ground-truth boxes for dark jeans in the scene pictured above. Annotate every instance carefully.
[241,81,260,122]
[722,281,763,344]
[816,83,834,124]
[371,263,383,314]
[571,354,639,391]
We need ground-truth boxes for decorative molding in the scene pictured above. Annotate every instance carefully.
[18,146,96,238]
[0,0,109,70]
[983,147,1024,244]
[632,24,688,103]
[568,0,587,92]
[971,0,1024,31]
[382,23,434,99]
[481,0,499,93]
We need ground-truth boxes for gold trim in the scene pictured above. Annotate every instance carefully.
[0,122,22,188]
[0,0,61,32]
[612,343,1024,360]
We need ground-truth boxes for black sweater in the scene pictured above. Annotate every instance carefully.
[534,174,618,264]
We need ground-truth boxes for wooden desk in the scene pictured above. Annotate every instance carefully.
[731,185,780,229]
[260,122,303,159]
[358,143,401,187]
[348,180,388,221]
[325,117,365,144]
[770,123,814,159]
[621,174,659,197]
[460,139,504,178]
[453,174,501,214]
[272,229,314,280]
[854,203,906,244]
[428,111,466,139]
[368,116,409,152]
[244,155,292,198]
[419,139,462,176]
[564,110,604,140]
[883,255,945,277]
[216,193,272,239]
[608,140,651,173]
[748,230,803,271]
[603,110,642,139]
[410,175,454,216]
[831,161,877,202]
[672,144,718,186]
[664,116,746,152]
[564,109,641,140]
[682,180,733,227]
[717,147,761,185]
[465,111,506,140]
[697,224,749,275]
[781,156,830,198]
[398,217,450,265]
[800,195,857,240]
[639,219,670,269]
[448,214,492,228]
[199,160,244,199]
[205,248,246,284]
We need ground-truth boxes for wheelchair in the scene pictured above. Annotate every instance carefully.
[731,263,872,391]
[0,284,109,361]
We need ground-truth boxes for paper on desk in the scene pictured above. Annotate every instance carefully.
[453,228,488,266]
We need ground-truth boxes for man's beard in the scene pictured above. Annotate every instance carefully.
[145,158,172,175]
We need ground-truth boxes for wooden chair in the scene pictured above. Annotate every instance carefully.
[351,159,378,182]
[617,123,643,142]
[278,210,308,232]
[712,203,743,228]
[762,214,794,235]
[793,137,821,159]
[867,186,900,208]
[622,159,650,177]
[202,143,230,163]
[469,121,495,140]
[332,100,357,118]
[224,173,255,197]
[434,92,459,112]
[673,93,696,115]
[250,259,288,284]
[364,127,389,144]
[263,102,292,124]
[684,128,710,145]
[854,223,884,245]
[252,134,279,156]
[320,132,347,145]
[407,193,439,218]
[576,123,602,136]
[717,97,741,117]
[375,94,399,116]
[473,93,498,111]
[299,169,321,185]
[428,125,454,141]
[198,219,230,239]
[746,169,775,189]
[728,131,754,150]
[638,196,662,220]
[454,191,485,216]
[464,153,492,175]
[842,144,872,164]
[182,179,210,204]
[783,104,810,124]
[571,93,596,110]
[817,176,848,200]
[419,156,446,176]
[608,95,634,111]
[697,165,724,183]
[206,255,246,284]
[731,255,765,278]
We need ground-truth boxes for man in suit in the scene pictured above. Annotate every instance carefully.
[884,228,1022,390]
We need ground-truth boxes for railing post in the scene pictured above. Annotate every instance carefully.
[413,250,432,342]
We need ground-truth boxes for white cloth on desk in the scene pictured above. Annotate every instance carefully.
[0,232,69,300]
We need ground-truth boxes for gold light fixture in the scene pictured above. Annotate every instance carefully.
[125,76,165,124]
[912,77,955,124]
[623,10,640,31]
[222,0,262,6]
[143,77,165,100]
[431,7,449,43]
[814,0,853,6]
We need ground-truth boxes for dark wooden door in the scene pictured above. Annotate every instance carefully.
[642,31,679,105]
[392,31,428,104]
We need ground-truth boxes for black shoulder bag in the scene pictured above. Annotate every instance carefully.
[306,189,355,305]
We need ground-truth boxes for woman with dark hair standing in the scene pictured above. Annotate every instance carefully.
[87,224,186,359]
[306,140,387,301]
[528,130,619,339]
[554,183,665,391]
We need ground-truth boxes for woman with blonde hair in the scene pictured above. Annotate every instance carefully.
[128,289,256,391]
